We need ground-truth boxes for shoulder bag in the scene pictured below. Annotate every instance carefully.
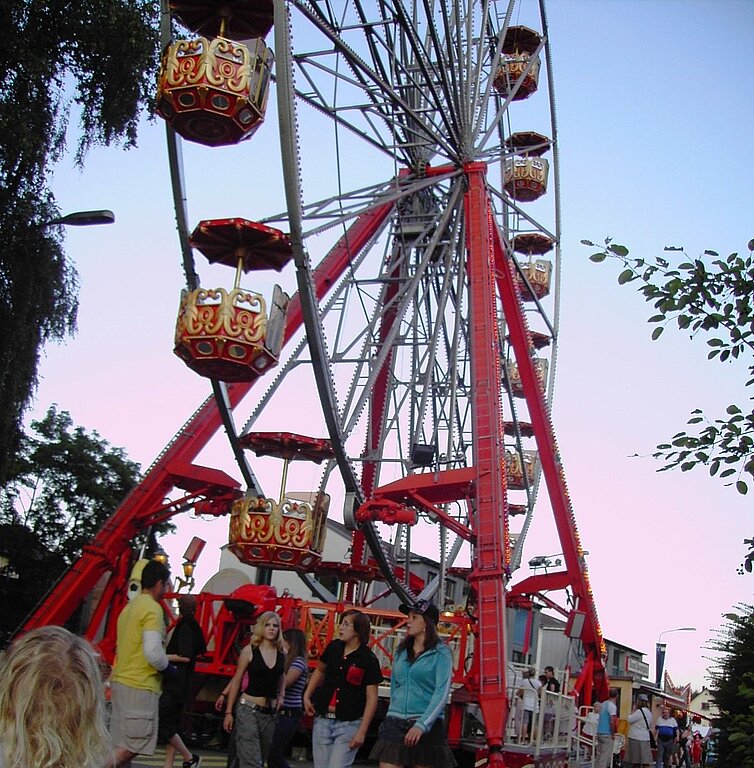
[640,708,656,749]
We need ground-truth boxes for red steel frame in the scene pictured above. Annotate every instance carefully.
[20,201,393,638]
[20,163,607,761]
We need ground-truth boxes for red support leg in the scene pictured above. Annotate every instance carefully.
[490,223,607,701]
[464,163,509,753]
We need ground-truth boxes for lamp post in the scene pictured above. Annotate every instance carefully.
[656,627,695,687]
[43,209,115,227]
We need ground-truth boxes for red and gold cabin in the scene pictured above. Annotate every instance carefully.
[156,35,273,147]
[503,131,551,202]
[505,449,539,490]
[174,218,291,381]
[506,357,548,396]
[512,232,554,301]
[493,25,542,101]
[228,433,333,570]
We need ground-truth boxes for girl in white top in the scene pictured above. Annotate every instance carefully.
[517,667,541,740]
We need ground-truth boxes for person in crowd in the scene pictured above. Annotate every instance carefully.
[541,665,560,741]
[702,729,718,765]
[303,608,382,768]
[369,599,456,768]
[595,687,619,768]
[223,612,286,768]
[654,705,679,768]
[216,627,253,768]
[506,664,524,742]
[543,666,560,693]
[267,628,309,768]
[517,666,541,741]
[159,595,206,768]
[690,731,703,767]
[625,693,653,768]
[0,626,112,768]
[678,723,693,768]
[111,559,176,768]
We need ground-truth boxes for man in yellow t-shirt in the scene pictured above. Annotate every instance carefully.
[111,560,173,767]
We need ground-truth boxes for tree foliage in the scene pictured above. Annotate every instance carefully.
[0,0,160,486]
[0,406,145,643]
[707,605,754,766]
[0,406,142,564]
[585,238,754,497]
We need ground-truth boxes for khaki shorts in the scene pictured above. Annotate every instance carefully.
[110,681,160,755]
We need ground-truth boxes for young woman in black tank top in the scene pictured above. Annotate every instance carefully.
[224,611,286,768]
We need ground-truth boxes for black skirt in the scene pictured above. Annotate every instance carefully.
[369,716,457,767]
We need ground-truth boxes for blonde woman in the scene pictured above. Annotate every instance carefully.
[0,626,112,768]
[223,612,285,768]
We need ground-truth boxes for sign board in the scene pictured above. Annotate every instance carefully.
[626,656,650,679]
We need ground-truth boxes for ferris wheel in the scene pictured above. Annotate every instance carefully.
[159,0,565,596]
[22,0,609,760]
[158,0,599,744]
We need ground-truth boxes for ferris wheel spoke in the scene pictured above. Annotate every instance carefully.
[291,2,452,160]
[291,2,466,164]
[388,1,463,154]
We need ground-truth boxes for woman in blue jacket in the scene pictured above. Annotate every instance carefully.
[370,599,457,768]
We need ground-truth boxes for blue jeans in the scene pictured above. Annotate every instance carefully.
[312,716,362,768]
[267,712,303,768]
[656,738,676,768]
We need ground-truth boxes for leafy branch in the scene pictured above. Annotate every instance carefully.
[585,238,754,495]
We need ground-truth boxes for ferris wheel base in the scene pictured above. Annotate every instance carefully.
[464,743,570,768]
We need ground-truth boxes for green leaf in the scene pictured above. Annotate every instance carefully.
[664,246,683,252]
[651,326,664,341]
[720,468,736,478]
[736,480,748,495]
[609,244,629,257]
[589,252,607,263]
[580,239,595,246]
[618,269,634,285]
[727,405,742,415]
[648,314,665,323]
[704,250,719,257]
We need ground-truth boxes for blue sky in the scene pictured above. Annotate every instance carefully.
[34,0,753,689]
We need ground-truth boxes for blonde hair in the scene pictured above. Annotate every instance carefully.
[249,611,284,650]
[0,626,111,768]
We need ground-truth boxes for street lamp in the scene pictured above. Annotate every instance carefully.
[43,209,115,227]
[656,626,696,687]
[175,537,206,594]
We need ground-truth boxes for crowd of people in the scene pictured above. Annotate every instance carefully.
[0,563,720,768]
[507,661,564,743]
[0,561,457,768]
[594,687,718,768]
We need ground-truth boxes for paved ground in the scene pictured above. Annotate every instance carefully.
[131,746,377,768]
